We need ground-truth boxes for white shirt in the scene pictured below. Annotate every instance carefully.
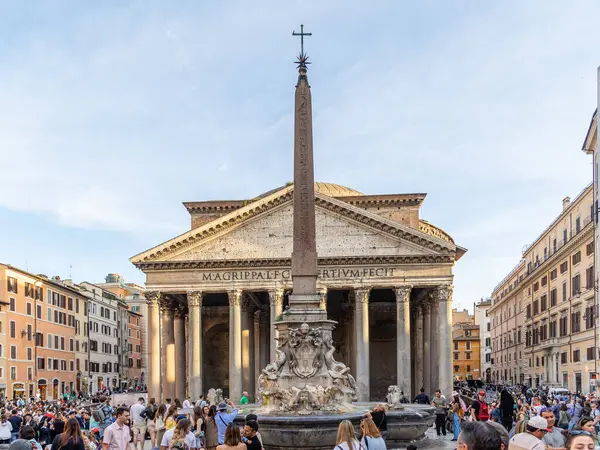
[182,400,191,409]
[160,429,196,449]
[130,403,145,424]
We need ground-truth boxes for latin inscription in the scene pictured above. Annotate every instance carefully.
[199,267,395,282]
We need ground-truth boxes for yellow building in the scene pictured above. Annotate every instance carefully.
[452,309,481,380]
[490,183,596,392]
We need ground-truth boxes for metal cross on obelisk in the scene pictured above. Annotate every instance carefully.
[292,24,312,56]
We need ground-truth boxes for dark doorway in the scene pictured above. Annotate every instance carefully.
[203,322,229,396]
[369,289,396,401]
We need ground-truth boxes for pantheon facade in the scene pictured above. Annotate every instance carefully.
[131,182,465,402]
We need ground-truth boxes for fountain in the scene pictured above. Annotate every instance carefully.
[247,25,435,449]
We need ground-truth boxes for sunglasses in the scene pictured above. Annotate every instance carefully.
[569,430,593,437]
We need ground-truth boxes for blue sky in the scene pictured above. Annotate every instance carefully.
[0,1,598,311]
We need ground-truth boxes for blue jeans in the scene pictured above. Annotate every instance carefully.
[453,413,461,440]
[10,432,18,442]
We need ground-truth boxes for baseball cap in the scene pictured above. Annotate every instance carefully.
[527,416,550,432]
[478,390,486,396]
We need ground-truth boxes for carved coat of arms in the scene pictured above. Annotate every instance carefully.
[288,323,323,378]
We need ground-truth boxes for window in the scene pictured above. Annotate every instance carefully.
[36,304,41,319]
[587,347,594,361]
[7,277,17,294]
[36,333,43,347]
[551,269,557,280]
[572,311,581,333]
[563,282,567,302]
[587,242,595,256]
[572,275,581,296]
[466,365,471,372]
[541,295,547,311]
[69,338,73,352]
[533,300,539,315]
[9,321,15,339]
[534,282,539,292]
[576,217,581,233]
[69,360,74,371]
[550,320,557,338]
[454,352,459,360]
[550,289,557,307]
[573,349,581,362]
[9,298,15,312]
[560,316,568,336]
[586,266,595,289]
[135,344,141,353]
[564,228,568,243]
[466,341,471,350]
[454,342,458,350]
[27,348,31,361]
[10,346,16,359]
[526,304,531,319]
[560,261,568,274]
[10,367,16,380]
[37,358,45,370]
[586,305,595,329]
[454,365,459,372]
[466,352,471,360]
[573,251,582,265]
[561,352,568,364]
[541,276,548,287]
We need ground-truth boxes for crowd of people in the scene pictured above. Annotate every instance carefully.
[2,384,600,450]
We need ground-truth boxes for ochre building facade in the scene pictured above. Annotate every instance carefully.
[490,184,597,393]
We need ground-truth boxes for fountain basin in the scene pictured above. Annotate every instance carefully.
[234,403,435,450]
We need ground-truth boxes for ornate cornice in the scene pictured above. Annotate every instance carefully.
[314,195,454,254]
[131,186,460,267]
[135,254,455,271]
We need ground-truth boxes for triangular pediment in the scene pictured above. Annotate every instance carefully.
[130,186,456,266]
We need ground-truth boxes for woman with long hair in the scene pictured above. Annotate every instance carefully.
[169,419,192,450]
[576,418,600,445]
[51,418,85,450]
[164,406,178,432]
[334,420,360,450]
[155,404,167,449]
[204,406,218,450]
[215,423,245,450]
[360,418,386,450]
[509,418,529,439]
[192,406,205,449]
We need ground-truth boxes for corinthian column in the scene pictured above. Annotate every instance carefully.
[437,285,454,398]
[146,292,161,402]
[353,287,371,402]
[429,291,439,392]
[422,301,432,396]
[395,286,412,399]
[160,299,176,401]
[268,289,283,363]
[174,307,187,400]
[228,290,243,402]
[414,304,424,391]
[187,291,203,400]
[240,296,255,400]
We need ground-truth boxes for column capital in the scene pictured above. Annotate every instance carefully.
[158,296,173,313]
[228,289,243,307]
[352,287,371,304]
[394,285,412,303]
[268,289,284,306]
[241,294,252,313]
[434,284,454,302]
[145,291,161,306]
[186,291,203,308]
[174,303,187,319]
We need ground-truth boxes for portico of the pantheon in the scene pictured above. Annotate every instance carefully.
[131,182,466,403]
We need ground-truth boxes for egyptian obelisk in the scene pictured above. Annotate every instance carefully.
[288,27,322,315]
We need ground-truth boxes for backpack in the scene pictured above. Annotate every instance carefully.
[170,439,189,450]
[477,400,490,421]
[92,408,105,423]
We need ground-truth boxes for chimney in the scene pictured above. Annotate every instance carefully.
[562,197,571,211]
